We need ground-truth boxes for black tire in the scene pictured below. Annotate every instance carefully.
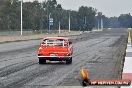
[66,57,72,64]
[39,59,46,64]
[81,78,91,87]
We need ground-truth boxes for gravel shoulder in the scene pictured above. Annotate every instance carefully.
[0,31,81,43]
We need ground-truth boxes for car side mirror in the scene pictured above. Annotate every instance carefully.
[69,41,72,45]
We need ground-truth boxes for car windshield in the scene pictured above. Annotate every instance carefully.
[42,39,68,47]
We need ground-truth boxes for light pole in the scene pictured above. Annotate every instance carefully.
[69,11,71,32]
[85,16,87,25]
[21,0,23,35]
[48,13,51,32]
[101,18,103,30]
[98,19,99,30]
[84,16,87,31]
[59,21,60,34]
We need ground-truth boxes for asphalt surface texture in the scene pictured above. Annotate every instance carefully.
[0,29,128,88]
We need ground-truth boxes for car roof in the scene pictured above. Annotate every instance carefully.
[43,37,70,41]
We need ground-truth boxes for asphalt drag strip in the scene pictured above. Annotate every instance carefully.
[0,29,128,88]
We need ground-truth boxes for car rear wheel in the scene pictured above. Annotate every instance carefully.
[39,59,46,64]
[66,57,72,64]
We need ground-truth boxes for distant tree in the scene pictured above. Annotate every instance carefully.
[78,6,96,31]
[0,0,20,30]
[109,17,120,28]
[52,0,57,7]
[56,4,62,9]
[0,0,97,31]
[118,13,132,28]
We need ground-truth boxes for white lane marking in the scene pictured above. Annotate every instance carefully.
[121,86,131,88]
[126,48,132,52]
[123,57,132,73]
[127,44,131,47]
[121,33,132,88]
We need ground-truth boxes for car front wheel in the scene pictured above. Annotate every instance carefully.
[66,57,72,64]
[39,59,46,64]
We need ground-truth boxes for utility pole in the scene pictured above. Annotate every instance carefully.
[21,0,23,35]
[85,16,87,24]
[84,16,87,31]
[40,3,44,33]
[69,11,71,32]
[98,19,99,30]
[59,21,60,34]
[101,18,103,30]
[48,13,51,32]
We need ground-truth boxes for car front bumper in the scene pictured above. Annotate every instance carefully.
[38,56,72,61]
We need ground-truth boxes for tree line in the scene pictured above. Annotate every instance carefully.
[0,0,132,32]
[0,0,96,31]
[97,13,132,28]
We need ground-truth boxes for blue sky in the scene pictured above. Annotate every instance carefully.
[24,0,132,17]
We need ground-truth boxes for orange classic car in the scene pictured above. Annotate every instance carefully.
[38,37,73,64]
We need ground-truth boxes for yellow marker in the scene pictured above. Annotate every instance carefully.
[81,67,89,78]
[82,67,85,78]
